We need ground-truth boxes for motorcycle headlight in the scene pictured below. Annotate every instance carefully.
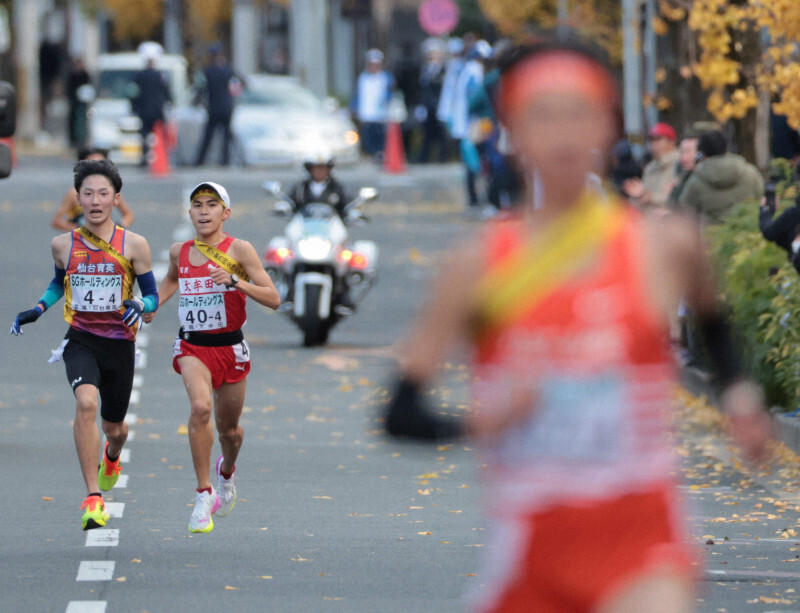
[297,237,333,261]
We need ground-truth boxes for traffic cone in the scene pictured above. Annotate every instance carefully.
[383,121,406,174]
[148,121,171,177]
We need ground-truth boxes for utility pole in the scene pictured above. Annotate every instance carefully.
[14,0,40,140]
[232,0,258,76]
[289,0,329,98]
[164,0,182,56]
[622,0,643,149]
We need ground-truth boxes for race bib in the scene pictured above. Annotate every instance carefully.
[493,373,628,464]
[69,274,123,312]
[178,274,231,330]
[178,292,228,331]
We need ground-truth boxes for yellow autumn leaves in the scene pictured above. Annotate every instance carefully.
[674,0,800,127]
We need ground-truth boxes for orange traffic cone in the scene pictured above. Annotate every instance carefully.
[383,121,406,174]
[148,121,171,177]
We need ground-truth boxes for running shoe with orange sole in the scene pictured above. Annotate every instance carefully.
[98,441,122,491]
[81,495,110,530]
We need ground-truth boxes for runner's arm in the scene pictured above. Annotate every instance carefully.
[384,242,479,441]
[213,239,281,310]
[142,242,180,323]
[9,264,66,335]
[660,213,772,461]
[51,189,79,231]
[117,196,135,228]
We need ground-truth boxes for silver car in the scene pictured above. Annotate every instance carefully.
[175,74,360,167]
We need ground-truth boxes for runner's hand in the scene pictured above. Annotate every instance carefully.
[10,306,43,335]
[122,298,144,327]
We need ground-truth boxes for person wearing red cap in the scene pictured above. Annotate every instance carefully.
[144,181,280,532]
[624,122,680,212]
[383,35,771,613]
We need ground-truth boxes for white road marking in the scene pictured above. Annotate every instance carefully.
[85,529,119,547]
[133,374,144,387]
[76,561,115,582]
[124,413,138,425]
[120,448,130,463]
[66,602,107,613]
[127,430,135,441]
[114,475,129,489]
[105,502,124,518]
[129,389,140,405]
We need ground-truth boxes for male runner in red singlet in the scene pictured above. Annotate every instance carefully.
[12,159,158,530]
[384,37,772,613]
[144,181,280,533]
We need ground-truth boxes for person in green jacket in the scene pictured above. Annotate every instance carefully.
[678,129,764,226]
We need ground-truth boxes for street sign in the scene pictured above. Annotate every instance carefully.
[418,0,460,37]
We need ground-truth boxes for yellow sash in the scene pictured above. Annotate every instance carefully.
[193,238,251,282]
[472,193,627,339]
[79,226,133,275]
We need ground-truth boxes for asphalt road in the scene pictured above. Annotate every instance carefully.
[3,155,800,613]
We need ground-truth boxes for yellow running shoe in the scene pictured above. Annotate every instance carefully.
[81,495,110,531]
[98,441,122,491]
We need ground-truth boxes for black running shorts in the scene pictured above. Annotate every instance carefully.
[63,327,136,424]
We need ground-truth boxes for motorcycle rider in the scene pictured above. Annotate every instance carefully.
[282,149,357,313]
[288,150,351,219]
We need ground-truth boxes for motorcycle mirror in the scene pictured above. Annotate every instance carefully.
[273,200,292,216]
[263,181,282,195]
[358,187,378,201]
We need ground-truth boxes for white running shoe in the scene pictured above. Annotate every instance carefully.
[189,488,220,533]
[215,455,237,517]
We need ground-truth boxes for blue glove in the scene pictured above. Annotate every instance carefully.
[10,305,44,336]
[122,298,144,327]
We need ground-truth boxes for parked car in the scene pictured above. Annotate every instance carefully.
[86,49,189,165]
[173,74,360,167]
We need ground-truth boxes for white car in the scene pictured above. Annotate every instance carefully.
[87,51,189,165]
[175,74,360,167]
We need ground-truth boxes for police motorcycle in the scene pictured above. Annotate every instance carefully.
[262,181,379,347]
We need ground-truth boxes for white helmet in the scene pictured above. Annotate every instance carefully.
[303,148,334,170]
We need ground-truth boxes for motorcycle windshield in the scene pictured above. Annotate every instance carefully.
[298,203,337,236]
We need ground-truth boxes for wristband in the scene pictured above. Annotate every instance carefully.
[384,376,465,442]
[695,310,743,388]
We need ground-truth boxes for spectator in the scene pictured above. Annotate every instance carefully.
[351,49,394,161]
[393,42,421,158]
[450,39,493,209]
[67,57,91,147]
[771,111,800,164]
[194,43,242,167]
[416,38,448,164]
[668,136,699,206]
[623,122,680,212]
[759,170,800,273]
[436,36,469,160]
[678,129,764,226]
[609,138,643,199]
[131,45,171,167]
[40,37,63,123]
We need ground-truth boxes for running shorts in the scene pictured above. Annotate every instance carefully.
[472,487,697,613]
[62,327,136,424]
[172,337,251,389]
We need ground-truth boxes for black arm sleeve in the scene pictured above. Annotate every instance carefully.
[384,376,465,442]
[695,311,744,388]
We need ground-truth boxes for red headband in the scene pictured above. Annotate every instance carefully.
[497,50,617,121]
